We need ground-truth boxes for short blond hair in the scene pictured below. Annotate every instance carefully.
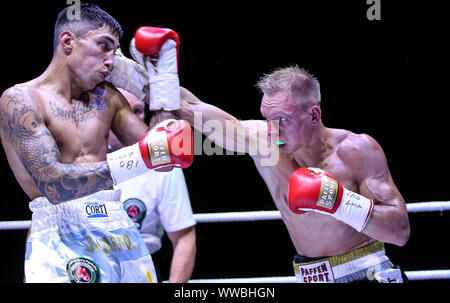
[256,65,321,111]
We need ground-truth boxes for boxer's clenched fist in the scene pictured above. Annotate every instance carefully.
[107,119,193,184]
[130,26,180,111]
[288,167,374,232]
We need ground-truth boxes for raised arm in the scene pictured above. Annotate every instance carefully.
[0,87,113,204]
[176,87,271,156]
[109,86,150,146]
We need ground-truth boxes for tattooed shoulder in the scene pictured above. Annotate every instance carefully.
[0,86,43,139]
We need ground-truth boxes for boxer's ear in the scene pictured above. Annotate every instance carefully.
[59,30,74,54]
[310,105,322,124]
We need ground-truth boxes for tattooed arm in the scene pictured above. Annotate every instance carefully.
[0,87,113,204]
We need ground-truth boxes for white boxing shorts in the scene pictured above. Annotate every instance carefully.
[25,190,157,283]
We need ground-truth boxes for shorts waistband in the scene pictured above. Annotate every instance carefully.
[294,241,384,267]
[293,242,392,283]
[29,190,122,213]
[28,190,133,236]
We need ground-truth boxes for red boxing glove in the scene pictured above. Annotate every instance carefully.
[134,26,180,71]
[107,119,193,184]
[131,26,180,111]
[139,119,193,169]
[288,167,374,232]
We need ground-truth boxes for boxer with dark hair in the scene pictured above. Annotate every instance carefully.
[53,3,124,50]
[0,3,191,282]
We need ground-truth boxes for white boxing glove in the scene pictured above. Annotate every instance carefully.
[130,26,180,111]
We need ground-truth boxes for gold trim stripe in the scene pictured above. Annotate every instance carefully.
[148,132,171,166]
[293,241,384,274]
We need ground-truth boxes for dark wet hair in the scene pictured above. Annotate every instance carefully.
[53,2,123,50]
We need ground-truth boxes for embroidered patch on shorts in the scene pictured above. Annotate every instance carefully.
[123,198,147,229]
[297,260,335,283]
[66,257,101,283]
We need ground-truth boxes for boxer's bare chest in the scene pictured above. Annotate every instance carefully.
[261,146,359,207]
[255,143,368,256]
[39,92,113,162]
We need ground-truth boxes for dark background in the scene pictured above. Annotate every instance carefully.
[0,0,449,283]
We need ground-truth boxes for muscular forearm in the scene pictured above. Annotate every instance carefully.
[358,170,410,246]
[177,87,252,153]
[362,201,410,246]
[33,161,113,204]
[177,87,235,130]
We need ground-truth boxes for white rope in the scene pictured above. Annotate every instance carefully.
[187,276,297,283]
[0,220,31,230]
[186,270,450,283]
[0,201,449,230]
[194,210,281,223]
[405,270,450,280]
[406,201,450,213]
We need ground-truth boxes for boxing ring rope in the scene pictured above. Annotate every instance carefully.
[187,270,450,283]
[1,201,450,281]
[1,201,449,230]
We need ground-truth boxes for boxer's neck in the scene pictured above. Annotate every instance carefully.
[292,122,332,167]
[38,54,86,102]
